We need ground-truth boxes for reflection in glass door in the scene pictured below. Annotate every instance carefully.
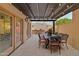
[15,18,22,47]
[0,12,12,54]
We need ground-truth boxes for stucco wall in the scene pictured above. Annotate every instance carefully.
[27,19,31,38]
[0,3,28,55]
[57,8,79,50]
[0,3,26,19]
[0,3,29,42]
[23,19,28,41]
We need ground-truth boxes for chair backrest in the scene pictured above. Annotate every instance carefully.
[38,33,41,39]
[43,35,46,40]
[58,33,63,37]
[54,32,58,35]
[62,34,69,41]
[38,33,45,40]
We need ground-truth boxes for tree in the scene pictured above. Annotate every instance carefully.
[56,18,72,25]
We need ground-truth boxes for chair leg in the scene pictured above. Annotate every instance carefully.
[39,41,40,48]
[49,45,52,54]
[58,46,61,55]
[50,46,52,54]
[43,44,45,48]
[66,43,68,49]
[50,45,53,54]
[39,43,40,48]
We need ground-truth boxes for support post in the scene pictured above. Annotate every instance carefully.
[53,20,56,34]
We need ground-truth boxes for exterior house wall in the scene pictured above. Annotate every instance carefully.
[0,3,29,56]
[57,8,79,50]
[27,19,31,38]
[23,19,28,41]
[0,3,26,19]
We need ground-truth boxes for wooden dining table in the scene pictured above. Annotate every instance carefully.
[44,34,61,41]
[50,34,61,41]
[44,34,61,48]
[49,34,62,54]
[43,33,62,54]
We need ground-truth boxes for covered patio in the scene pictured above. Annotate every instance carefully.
[10,3,79,56]
[10,34,79,56]
[0,3,79,56]
[13,3,79,34]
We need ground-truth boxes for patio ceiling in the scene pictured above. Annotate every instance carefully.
[13,3,79,20]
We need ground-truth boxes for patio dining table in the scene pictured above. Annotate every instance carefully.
[44,34,61,48]
[49,34,61,41]
[44,34,61,41]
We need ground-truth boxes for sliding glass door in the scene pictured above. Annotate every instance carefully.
[0,12,12,54]
[15,18,22,47]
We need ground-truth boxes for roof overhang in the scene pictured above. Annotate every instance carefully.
[12,3,79,21]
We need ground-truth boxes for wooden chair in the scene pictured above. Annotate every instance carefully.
[49,36,61,54]
[61,34,69,49]
[38,33,47,48]
[58,33,63,37]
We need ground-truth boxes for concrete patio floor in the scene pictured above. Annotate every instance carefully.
[10,35,79,56]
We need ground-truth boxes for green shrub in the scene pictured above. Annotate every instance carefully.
[56,18,72,25]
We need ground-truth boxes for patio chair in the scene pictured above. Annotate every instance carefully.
[58,33,63,36]
[38,33,47,48]
[49,36,61,54]
[61,34,69,49]
[54,32,58,35]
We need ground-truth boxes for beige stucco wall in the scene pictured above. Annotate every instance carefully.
[0,3,32,42]
[0,3,28,42]
[71,9,79,50]
[57,8,79,50]
[27,19,31,38]
[22,18,32,41]
[0,3,28,55]
[0,3,26,19]
[23,19,28,41]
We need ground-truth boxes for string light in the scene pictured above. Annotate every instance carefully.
[59,3,62,6]
[67,5,70,8]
